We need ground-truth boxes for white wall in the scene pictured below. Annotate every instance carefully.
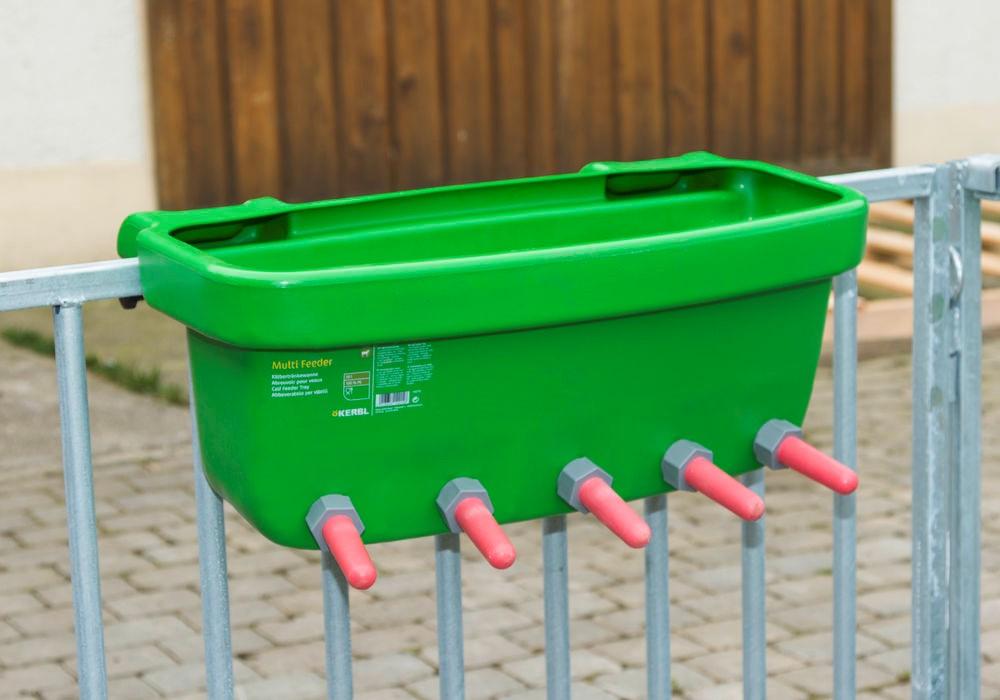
[894,0,1000,165]
[0,0,154,270]
[1,0,148,167]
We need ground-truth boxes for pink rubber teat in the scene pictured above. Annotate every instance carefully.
[776,436,858,495]
[454,497,517,569]
[684,457,765,521]
[321,515,378,590]
[577,477,652,548]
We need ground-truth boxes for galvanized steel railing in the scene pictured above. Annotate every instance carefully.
[1,156,998,699]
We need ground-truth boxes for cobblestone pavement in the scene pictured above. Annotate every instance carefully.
[0,337,999,700]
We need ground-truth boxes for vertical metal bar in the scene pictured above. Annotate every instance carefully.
[322,552,354,700]
[948,166,982,699]
[911,164,953,699]
[52,303,108,699]
[644,495,671,700]
[740,469,766,700]
[435,533,465,699]
[189,380,234,700]
[832,269,858,699]
[542,515,571,700]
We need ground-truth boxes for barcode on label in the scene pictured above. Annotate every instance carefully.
[375,391,410,407]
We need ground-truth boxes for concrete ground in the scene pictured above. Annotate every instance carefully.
[0,325,999,699]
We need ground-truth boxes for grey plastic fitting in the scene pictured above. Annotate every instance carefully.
[753,419,803,470]
[557,458,612,513]
[305,494,365,552]
[661,439,714,492]
[436,477,494,533]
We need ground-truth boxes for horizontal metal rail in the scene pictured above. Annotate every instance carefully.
[823,164,937,203]
[0,258,140,312]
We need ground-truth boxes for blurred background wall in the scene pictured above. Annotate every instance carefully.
[893,0,1000,164]
[1,0,999,270]
[0,0,155,270]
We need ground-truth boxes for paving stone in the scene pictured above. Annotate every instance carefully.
[34,575,136,608]
[421,633,530,670]
[354,653,435,692]
[589,635,706,668]
[463,605,535,636]
[502,618,620,654]
[244,640,325,677]
[0,630,77,666]
[128,562,199,590]
[255,613,324,646]
[357,689,419,700]
[864,616,911,648]
[227,574,298,601]
[502,649,620,687]
[142,659,257,695]
[775,629,887,664]
[352,624,436,658]
[0,591,45,617]
[865,647,911,679]
[0,620,20,643]
[104,677,162,699]
[677,619,791,652]
[103,615,194,650]
[594,667,663,698]
[0,662,76,694]
[775,661,896,695]
[237,672,326,700]
[106,588,201,618]
[0,565,64,593]
[64,643,176,679]
[685,648,802,683]
[409,667,525,699]
[685,678,808,700]
[592,605,701,638]
[500,681,616,699]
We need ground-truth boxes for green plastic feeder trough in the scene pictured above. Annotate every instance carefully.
[118,152,866,574]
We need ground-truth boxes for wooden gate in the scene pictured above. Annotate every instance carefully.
[147,0,891,209]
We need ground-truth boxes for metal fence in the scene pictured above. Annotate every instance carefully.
[1,156,999,699]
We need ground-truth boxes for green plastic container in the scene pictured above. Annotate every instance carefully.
[118,153,866,549]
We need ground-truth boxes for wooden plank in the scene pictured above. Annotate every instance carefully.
[709,0,754,158]
[664,0,710,155]
[857,258,914,296]
[800,0,841,168]
[276,0,339,202]
[841,0,871,159]
[440,0,493,184]
[613,0,664,161]
[754,0,798,163]
[335,0,392,196]
[824,288,1000,349]
[866,226,914,260]
[223,0,282,201]
[554,0,617,170]
[870,201,1000,249]
[176,0,232,206]
[146,0,189,209]
[389,0,446,189]
[524,0,556,175]
[867,228,1000,278]
[868,201,914,230]
[869,0,893,166]
[147,0,232,209]
[983,200,1000,222]
[493,0,529,178]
